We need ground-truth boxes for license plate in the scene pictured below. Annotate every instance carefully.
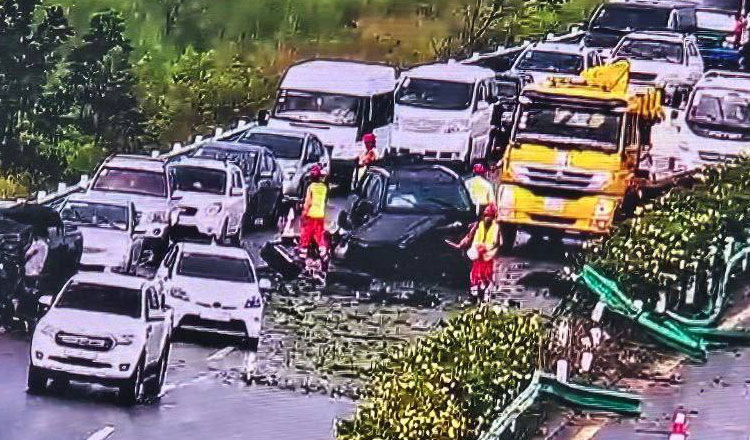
[63,348,96,360]
[202,311,231,322]
[544,198,565,212]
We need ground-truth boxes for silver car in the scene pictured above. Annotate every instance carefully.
[236,127,330,200]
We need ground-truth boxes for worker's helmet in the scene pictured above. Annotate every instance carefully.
[309,164,324,180]
[482,203,498,218]
[473,163,487,175]
[363,133,376,148]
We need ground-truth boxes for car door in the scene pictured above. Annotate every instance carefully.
[255,154,278,216]
[686,42,703,84]
[370,93,393,155]
[228,168,246,227]
[145,285,167,366]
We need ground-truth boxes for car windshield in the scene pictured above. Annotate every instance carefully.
[592,5,672,31]
[92,167,167,198]
[56,282,141,318]
[515,103,621,151]
[395,78,473,110]
[239,133,304,160]
[385,171,472,212]
[194,147,258,175]
[515,50,584,74]
[169,166,226,195]
[61,202,129,231]
[697,10,736,32]
[615,39,684,63]
[688,90,750,129]
[177,253,254,283]
[274,90,361,126]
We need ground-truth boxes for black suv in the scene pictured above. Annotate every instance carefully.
[583,0,698,48]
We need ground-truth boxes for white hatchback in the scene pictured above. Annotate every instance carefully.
[152,242,264,349]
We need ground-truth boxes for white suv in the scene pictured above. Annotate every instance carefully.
[152,242,265,350]
[167,158,247,244]
[28,272,173,404]
[611,31,704,107]
[509,42,604,85]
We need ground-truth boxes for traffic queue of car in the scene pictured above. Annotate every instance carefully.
[15,0,750,407]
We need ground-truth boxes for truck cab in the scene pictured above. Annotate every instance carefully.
[267,59,397,186]
[496,61,663,247]
[391,62,497,165]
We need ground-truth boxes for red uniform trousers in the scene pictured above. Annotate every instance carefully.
[299,216,326,250]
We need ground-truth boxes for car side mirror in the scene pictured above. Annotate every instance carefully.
[38,295,53,307]
[257,109,269,126]
[230,187,244,197]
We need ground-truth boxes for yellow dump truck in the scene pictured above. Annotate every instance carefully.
[496,60,664,248]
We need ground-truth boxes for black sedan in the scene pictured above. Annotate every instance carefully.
[190,141,284,228]
[330,156,475,284]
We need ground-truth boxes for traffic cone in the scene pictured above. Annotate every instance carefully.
[282,207,296,238]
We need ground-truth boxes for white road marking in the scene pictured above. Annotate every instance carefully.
[720,305,750,330]
[571,424,604,440]
[206,346,235,362]
[85,425,115,440]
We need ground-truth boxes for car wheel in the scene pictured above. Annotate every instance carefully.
[219,219,230,245]
[264,196,282,230]
[145,344,170,397]
[26,366,48,394]
[499,223,517,254]
[231,221,243,246]
[245,337,259,352]
[118,356,145,405]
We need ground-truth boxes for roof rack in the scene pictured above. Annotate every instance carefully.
[703,70,750,80]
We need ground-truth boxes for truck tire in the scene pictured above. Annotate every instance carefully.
[499,223,517,253]
[26,366,48,394]
[118,357,145,405]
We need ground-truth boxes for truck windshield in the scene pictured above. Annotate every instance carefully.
[396,78,473,110]
[239,133,304,160]
[92,168,167,198]
[56,283,142,319]
[615,39,684,63]
[178,253,254,283]
[516,51,584,74]
[274,90,361,126]
[169,166,226,195]
[515,103,621,151]
[688,90,750,130]
[61,202,129,231]
[591,5,671,31]
[696,10,736,32]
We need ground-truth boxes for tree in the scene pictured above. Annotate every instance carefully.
[65,9,145,152]
[0,0,73,166]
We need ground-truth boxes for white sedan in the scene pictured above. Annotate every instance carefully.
[151,242,265,350]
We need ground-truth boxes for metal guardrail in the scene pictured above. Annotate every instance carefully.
[4,119,257,209]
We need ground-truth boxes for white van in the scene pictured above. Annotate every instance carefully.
[267,59,397,185]
[391,62,497,165]
[673,70,750,169]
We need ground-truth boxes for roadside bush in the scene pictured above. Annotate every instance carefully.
[336,307,543,440]
[579,157,750,312]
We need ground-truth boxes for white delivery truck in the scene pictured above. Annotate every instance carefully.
[267,59,397,186]
[391,61,498,166]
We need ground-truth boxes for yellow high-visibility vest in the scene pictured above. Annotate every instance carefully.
[466,176,494,207]
[473,220,499,248]
[306,182,327,219]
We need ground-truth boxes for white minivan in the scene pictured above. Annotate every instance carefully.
[391,62,497,165]
[267,59,397,185]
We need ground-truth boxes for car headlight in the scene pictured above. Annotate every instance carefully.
[244,296,262,308]
[115,334,136,346]
[39,324,58,338]
[145,210,168,224]
[170,287,190,301]
[205,203,222,216]
[443,119,471,134]
[594,198,616,218]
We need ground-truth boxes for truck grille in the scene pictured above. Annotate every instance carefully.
[55,332,114,352]
[523,166,594,190]
[630,72,657,82]
[400,117,444,133]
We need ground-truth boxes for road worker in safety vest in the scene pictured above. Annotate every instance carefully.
[458,203,499,302]
[299,165,328,259]
[465,163,495,216]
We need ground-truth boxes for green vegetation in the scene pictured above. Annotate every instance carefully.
[336,307,543,440]
[1,0,603,193]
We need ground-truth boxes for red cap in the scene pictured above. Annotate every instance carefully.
[363,133,376,146]
[482,203,497,218]
[473,163,487,175]
[309,165,323,180]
